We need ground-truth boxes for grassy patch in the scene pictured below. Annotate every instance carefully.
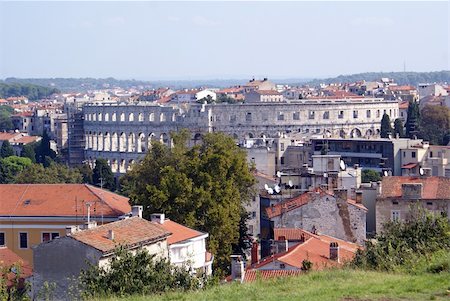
[103,268,450,301]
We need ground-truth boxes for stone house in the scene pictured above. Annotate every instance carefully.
[262,188,367,245]
[375,176,450,232]
[32,216,171,298]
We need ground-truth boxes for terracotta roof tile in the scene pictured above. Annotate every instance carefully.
[70,217,170,253]
[380,176,450,200]
[401,163,418,169]
[0,184,131,218]
[159,220,205,245]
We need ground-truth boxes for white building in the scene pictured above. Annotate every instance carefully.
[196,90,217,102]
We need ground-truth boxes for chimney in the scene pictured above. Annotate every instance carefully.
[230,255,245,283]
[355,191,363,204]
[330,242,339,262]
[131,205,143,218]
[108,229,114,240]
[251,241,259,265]
[150,213,165,224]
[83,221,97,230]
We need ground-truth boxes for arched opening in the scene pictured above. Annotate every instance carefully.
[149,112,155,122]
[104,113,109,122]
[128,132,136,152]
[339,130,346,138]
[120,112,125,122]
[193,133,202,145]
[129,113,134,122]
[138,113,144,122]
[111,132,118,151]
[112,112,117,122]
[350,128,362,138]
[160,112,166,122]
[127,159,135,171]
[119,132,127,152]
[147,133,155,149]
[92,132,98,150]
[160,133,169,145]
[119,159,126,173]
[365,129,374,137]
[97,132,104,151]
[104,132,111,151]
[97,113,102,122]
[111,159,118,173]
[137,133,145,153]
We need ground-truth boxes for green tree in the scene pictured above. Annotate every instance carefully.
[35,131,56,165]
[380,113,393,138]
[20,143,36,163]
[419,105,450,145]
[14,162,82,184]
[0,156,32,183]
[76,164,93,184]
[405,100,420,138]
[92,158,115,190]
[0,106,14,131]
[0,140,14,158]
[361,169,381,183]
[80,247,200,298]
[393,118,405,138]
[121,130,256,275]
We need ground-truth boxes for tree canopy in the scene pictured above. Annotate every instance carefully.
[380,113,393,138]
[14,162,83,184]
[92,158,115,190]
[393,118,405,138]
[0,156,32,184]
[35,131,56,165]
[120,130,256,275]
[361,169,381,183]
[405,100,420,138]
[0,83,59,100]
[0,140,14,158]
[0,106,14,131]
[419,105,450,145]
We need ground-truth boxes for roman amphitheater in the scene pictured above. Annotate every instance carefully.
[83,98,399,173]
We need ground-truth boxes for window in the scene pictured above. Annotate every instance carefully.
[42,232,60,242]
[245,112,252,122]
[412,151,416,158]
[280,157,285,164]
[323,111,329,119]
[293,112,300,120]
[376,110,380,118]
[366,110,371,118]
[353,110,358,118]
[429,151,433,158]
[279,263,286,269]
[338,111,344,119]
[252,211,257,218]
[278,112,285,121]
[308,111,315,119]
[403,151,406,158]
[230,115,236,123]
[391,210,400,222]
[0,233,4,246]
[280,143,285,151]
[19,232,28,249]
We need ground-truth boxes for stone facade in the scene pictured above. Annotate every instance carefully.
[83,98,398,173]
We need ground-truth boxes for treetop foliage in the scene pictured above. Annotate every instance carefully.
[14,161,83,184]
[121,130,256,275]
[418,105,450,146]
[0,82,59,100]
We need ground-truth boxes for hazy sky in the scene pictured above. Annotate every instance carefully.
[0,1,448,80]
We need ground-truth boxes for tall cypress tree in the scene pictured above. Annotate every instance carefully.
[406,100,420,138]
[0,140,15,158]
[380,113,393,138]
[393,118,405,138]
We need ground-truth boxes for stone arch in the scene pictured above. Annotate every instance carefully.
[127,159,135,171]
[119,159,126,173]
[111,132,118,151]
[112,112,117,122]
[92,132,98,150]
[339,129,346,138]
[119,132,127,152]
[160,133,169,145]
[376,129,381,136]
[147,133,155,149]
[104,132,111,151]
[84,132,89,149]
[138,113,144,122]
[97,113,102,122]
[111,159,118,173]
[137,133,146,153]
[323,129,332,138]
[193,133,202,144]
[365,129,374,137]
[92,113,97,122]
[120,112,125,122]
[246,133,254,139]
[160,112,166,122]
[104,113,109,122]
[350,128,362,138]
[97,132,104,151]
[128,132,136,152]
[129,113,134,122]
[149,112,155,122]
[172,113,177,122]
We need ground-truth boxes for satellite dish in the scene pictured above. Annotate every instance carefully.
[339,159,346,171]
[267,188,274,195]
[288,180,293,188]
[274,185,281,194]
[383,170,388,177]
[276,171,282,178]
[419,167,424,176]
[264,184,269,190]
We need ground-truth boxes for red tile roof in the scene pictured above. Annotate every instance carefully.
[0,184,131,218]
[398,100,409,109]
[380,176,450,200]
[159,220,205,245]
[70,217,170,254]
[401,163,418,169]
[0,247,33,286]
[389,85,416,91]
[244,269,302,282]
[265,189,366,219]
[274,228,315,241]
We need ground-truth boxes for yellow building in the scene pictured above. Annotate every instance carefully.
[0,184,131,266]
